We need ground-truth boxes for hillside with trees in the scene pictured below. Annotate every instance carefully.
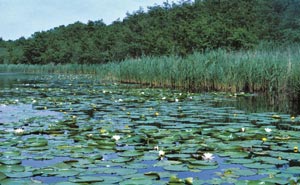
[1,0,300,64]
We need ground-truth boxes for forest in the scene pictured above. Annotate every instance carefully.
[1,0,300,65]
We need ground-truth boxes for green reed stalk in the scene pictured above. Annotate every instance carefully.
[1,44,300,98]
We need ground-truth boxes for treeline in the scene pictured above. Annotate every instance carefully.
[1,0,300,64]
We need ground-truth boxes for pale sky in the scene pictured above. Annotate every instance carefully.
[0,0,168,41]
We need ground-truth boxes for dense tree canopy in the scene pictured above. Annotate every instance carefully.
[1,0,300,64]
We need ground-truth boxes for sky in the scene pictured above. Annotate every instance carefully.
[0,0,168,41]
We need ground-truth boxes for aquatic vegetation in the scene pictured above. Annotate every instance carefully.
[0,74,300,184]
[264,128,272,133]
[14,128,24,134]
[1,45,300,101]
[158,150,165,158]
[112,135,121,141]
[202,153,215,161]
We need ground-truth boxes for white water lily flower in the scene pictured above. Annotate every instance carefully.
[265,128,272,133]
[159,150,165,157]
[154,146,159,151]
[241,127,245,132]
[185,177,193,184]
[112,135,121,141]
[175,98,179,102]
[162,97,166,100]
[14,128,24,134]
[202,152,214,161]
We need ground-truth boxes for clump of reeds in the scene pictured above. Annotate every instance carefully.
[1,44,300,98]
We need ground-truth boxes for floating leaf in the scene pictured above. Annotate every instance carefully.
[0,172,7,181]
[164,164,190,172]
[243,163,274,169]
[4,171,32,178]
[69,176,104,183]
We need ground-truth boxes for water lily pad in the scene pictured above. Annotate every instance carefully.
[69,176,104,183]
[225,158,254,164]
[166,154,191,160]
[163,164,190,172]
[0,160,21,165]
[0,178,34,185]
[255,157,288,165]
[4,171,32,178]
[118,150,144,157]
[0,172,7,180]
[54,182,78,185]
[100,176,123,184]
[55,169,81,177]
[112,157,133,163]
[261,177,289,185]
[234,169,257,176]
[0,165,25,173]
[284,167,300,174]
[243,163,275,169]
[119,178,154,185]
[24,136,48,147]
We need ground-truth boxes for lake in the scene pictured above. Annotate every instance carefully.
[0,73,299,184]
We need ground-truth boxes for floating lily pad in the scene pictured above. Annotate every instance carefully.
[163,164,190,172]
[1,74,300,184]
[0,160,21,165]
[69,176,104,183]
[118,150,144,157]
[0,178,35,185]
[0,172,7,181]
[255,157,288,165]
[119,178,154,185]
[4,171,32,178]
[243,163,275,169]
[112,157,133,163]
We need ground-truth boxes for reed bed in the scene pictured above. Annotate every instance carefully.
[1,45,300,97]
[119,45,300,96]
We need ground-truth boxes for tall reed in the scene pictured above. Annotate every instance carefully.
[1,45,300,97]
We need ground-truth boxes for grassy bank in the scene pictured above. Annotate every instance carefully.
[1,45,300,97]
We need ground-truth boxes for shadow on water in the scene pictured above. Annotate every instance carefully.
[213,94,300,116]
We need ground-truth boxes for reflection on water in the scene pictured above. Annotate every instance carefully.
[33,176,68,184]
[22,157,71,168]
[0,104,63,123]
[0,73,38,88]
[214,94,300,116]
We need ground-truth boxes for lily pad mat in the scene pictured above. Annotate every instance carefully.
[0,74,299,184]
